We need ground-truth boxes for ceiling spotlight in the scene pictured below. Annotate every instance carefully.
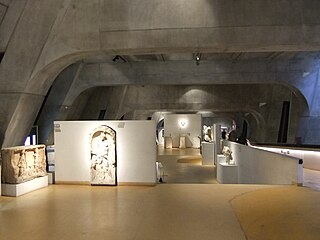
[195,54,201,66]
[179,119,188,128]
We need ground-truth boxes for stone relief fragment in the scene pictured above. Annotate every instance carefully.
[222,146,234,165]
[89,125,117,185]
[1,145,47,184]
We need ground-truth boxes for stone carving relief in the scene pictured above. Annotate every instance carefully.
[203,125,213,142]
[1,145,47,184]
[222,146,234,165]
[90,125,117,185]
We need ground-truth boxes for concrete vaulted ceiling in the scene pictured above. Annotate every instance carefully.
[1,0,320,146]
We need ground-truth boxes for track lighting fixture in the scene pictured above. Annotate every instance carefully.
[112,55,128,63]
[195,54,201,66]
[112,55,120,62]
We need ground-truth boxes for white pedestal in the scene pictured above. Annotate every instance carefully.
[217,162,238,184]
[202,142,215,165]
[179,136,186,148]
[1,175,48,197]
[217,154,226,164]
[164,136,172,149]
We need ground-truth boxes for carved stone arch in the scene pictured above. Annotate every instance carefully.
[89,125,117,186]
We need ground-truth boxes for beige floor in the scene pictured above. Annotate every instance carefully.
[1,148,320,240]
[157,147,216,184]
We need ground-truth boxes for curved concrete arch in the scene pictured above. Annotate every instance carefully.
[26,51,100,95]
[11,51,310,147]
[2,0,320,146]
[275,81,310,116]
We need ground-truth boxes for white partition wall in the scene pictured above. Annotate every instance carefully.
[54,121,157,185]
[252,146,320,171]
[164,114,201,148]
[222,141,303,185]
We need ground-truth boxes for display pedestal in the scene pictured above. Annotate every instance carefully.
[179,136,186,148]
[164,136,172,149]
[1,175,48,197]
[201,142,215,165]
[217,154,238,184]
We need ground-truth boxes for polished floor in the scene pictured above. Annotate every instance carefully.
[157,147,216,184]
[1,148,320,240]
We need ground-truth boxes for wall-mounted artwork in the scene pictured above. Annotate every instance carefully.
[1,145,47,184]
[89,125,117,185]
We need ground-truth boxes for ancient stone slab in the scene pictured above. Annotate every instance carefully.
[1,145,46,184]
[89,125,117,185]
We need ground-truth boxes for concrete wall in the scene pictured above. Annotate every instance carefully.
[54,120,157,185]
[223,141,302,185]
[0,0,320,147]
[60,84,304,144]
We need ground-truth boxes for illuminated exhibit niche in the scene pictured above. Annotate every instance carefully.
[89,125,117,185]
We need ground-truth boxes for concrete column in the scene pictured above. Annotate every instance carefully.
[0,0,64,147]
[1,93,44,147]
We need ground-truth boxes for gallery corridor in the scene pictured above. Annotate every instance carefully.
[157,146,217,184]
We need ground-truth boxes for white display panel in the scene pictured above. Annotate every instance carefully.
[223,141,302,185]
[252,146,320,171]
[54,121,157,185]
[164,114,201,148]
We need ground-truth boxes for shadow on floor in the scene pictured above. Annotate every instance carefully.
[157,147,217,184]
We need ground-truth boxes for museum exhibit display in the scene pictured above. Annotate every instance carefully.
[1,145,47,184]
[54,121,156,185]
[222,141,303,185]
[89,125,117,185]
[217,160,238,184]
[222,146,235,165]
[203,125,213,142]
[217,150,238,184]
[164,114,201,148]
